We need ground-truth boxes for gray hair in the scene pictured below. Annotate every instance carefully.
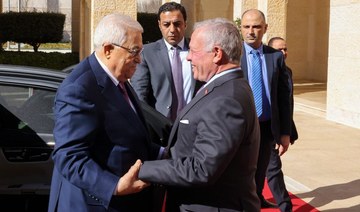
[93,13,143,50]
[193,18,242,64]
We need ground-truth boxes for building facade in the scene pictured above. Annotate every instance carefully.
[1,0,359,129]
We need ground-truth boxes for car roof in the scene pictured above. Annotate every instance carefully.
[0,64,67,90]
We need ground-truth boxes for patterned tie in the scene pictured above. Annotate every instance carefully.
[251,50,265,118]
[171,46,185,120]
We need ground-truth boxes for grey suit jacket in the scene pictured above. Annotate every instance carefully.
[131,38,197,118]
[139,70,260,211]
[241,44,291,143]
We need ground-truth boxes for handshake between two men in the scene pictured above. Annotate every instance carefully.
[114,160,149,196]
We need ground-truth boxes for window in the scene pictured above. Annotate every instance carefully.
[0,85,56,148]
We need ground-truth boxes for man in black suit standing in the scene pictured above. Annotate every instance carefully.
[240,9,292,209]
[131,2,200,122]
[266,36,298,212]
[138,18,261,211]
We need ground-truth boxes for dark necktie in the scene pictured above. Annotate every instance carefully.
[251,50,270,121]
[171,46,185,120]
[118,82,132,107]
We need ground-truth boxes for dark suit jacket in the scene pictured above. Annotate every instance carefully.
[48,53,160,212]
[241,44,292,143]
[140,101,173,146]
[131,38,201,118]
[139,70,260,211]
[286,66,298,143]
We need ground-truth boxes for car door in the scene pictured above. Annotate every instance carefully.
[0,84,56,195]
[0,65,66,210]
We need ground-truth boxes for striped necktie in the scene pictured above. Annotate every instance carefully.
[251,49,270,120]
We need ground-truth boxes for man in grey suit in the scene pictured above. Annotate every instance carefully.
[138,18,261,211]
[131,2,201,122]
[240,9,292,209]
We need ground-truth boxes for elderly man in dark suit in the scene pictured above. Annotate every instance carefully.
[131,2,201,122]
[240,9,292,210]
[138,18,261,211]
[48,13,161,212]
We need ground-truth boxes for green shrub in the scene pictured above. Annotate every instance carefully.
[0,12,65,52]
[0,51,79,70]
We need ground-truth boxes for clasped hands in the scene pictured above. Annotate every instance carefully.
[114,159,150,195]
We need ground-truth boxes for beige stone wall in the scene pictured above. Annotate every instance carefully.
[193,0,234,21]
[93,0,137,27]
[79,0,137,59]
[233,0,256,21]
[242,0,257,10]
[286,0,329,82]
[265,0,287,42]
[327,0,360,129]
[181,0,234,38]
[72,1,80,53]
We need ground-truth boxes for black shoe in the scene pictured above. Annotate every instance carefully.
[260,198,278,208]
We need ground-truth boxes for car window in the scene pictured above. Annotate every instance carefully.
[0,85,55,147]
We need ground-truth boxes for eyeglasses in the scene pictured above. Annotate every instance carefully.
[111,43,143,57]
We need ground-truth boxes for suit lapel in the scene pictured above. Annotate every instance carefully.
[241,47,249,80]
[88,54,148,136]
[263,45,274,94]
[124,81,147,125]
[157,40,173,83]
[167,70,243,148]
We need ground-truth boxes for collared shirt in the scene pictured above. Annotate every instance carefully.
[202,68,242,89]
[94,52,164,160]
[244,42,271,105]
[164,38,193,104]
[94,52,136,111]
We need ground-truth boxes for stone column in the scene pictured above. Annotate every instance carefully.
[179,0,195,38]
[79,0,137,60]
[79,0,92,60]
[236,0,257,16]
[258,0,287,44]
[327,0,360,129]
[72,0,80,54]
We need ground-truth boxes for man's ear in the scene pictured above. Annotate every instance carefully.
[213,46,223,64]
[103,43,114,59]
[264,24,268,33]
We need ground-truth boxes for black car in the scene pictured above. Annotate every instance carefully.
[0,64,171,211]
[0,64,67,211]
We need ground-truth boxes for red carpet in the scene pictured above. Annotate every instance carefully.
[262,180,319,212]
[161,180,319,212]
